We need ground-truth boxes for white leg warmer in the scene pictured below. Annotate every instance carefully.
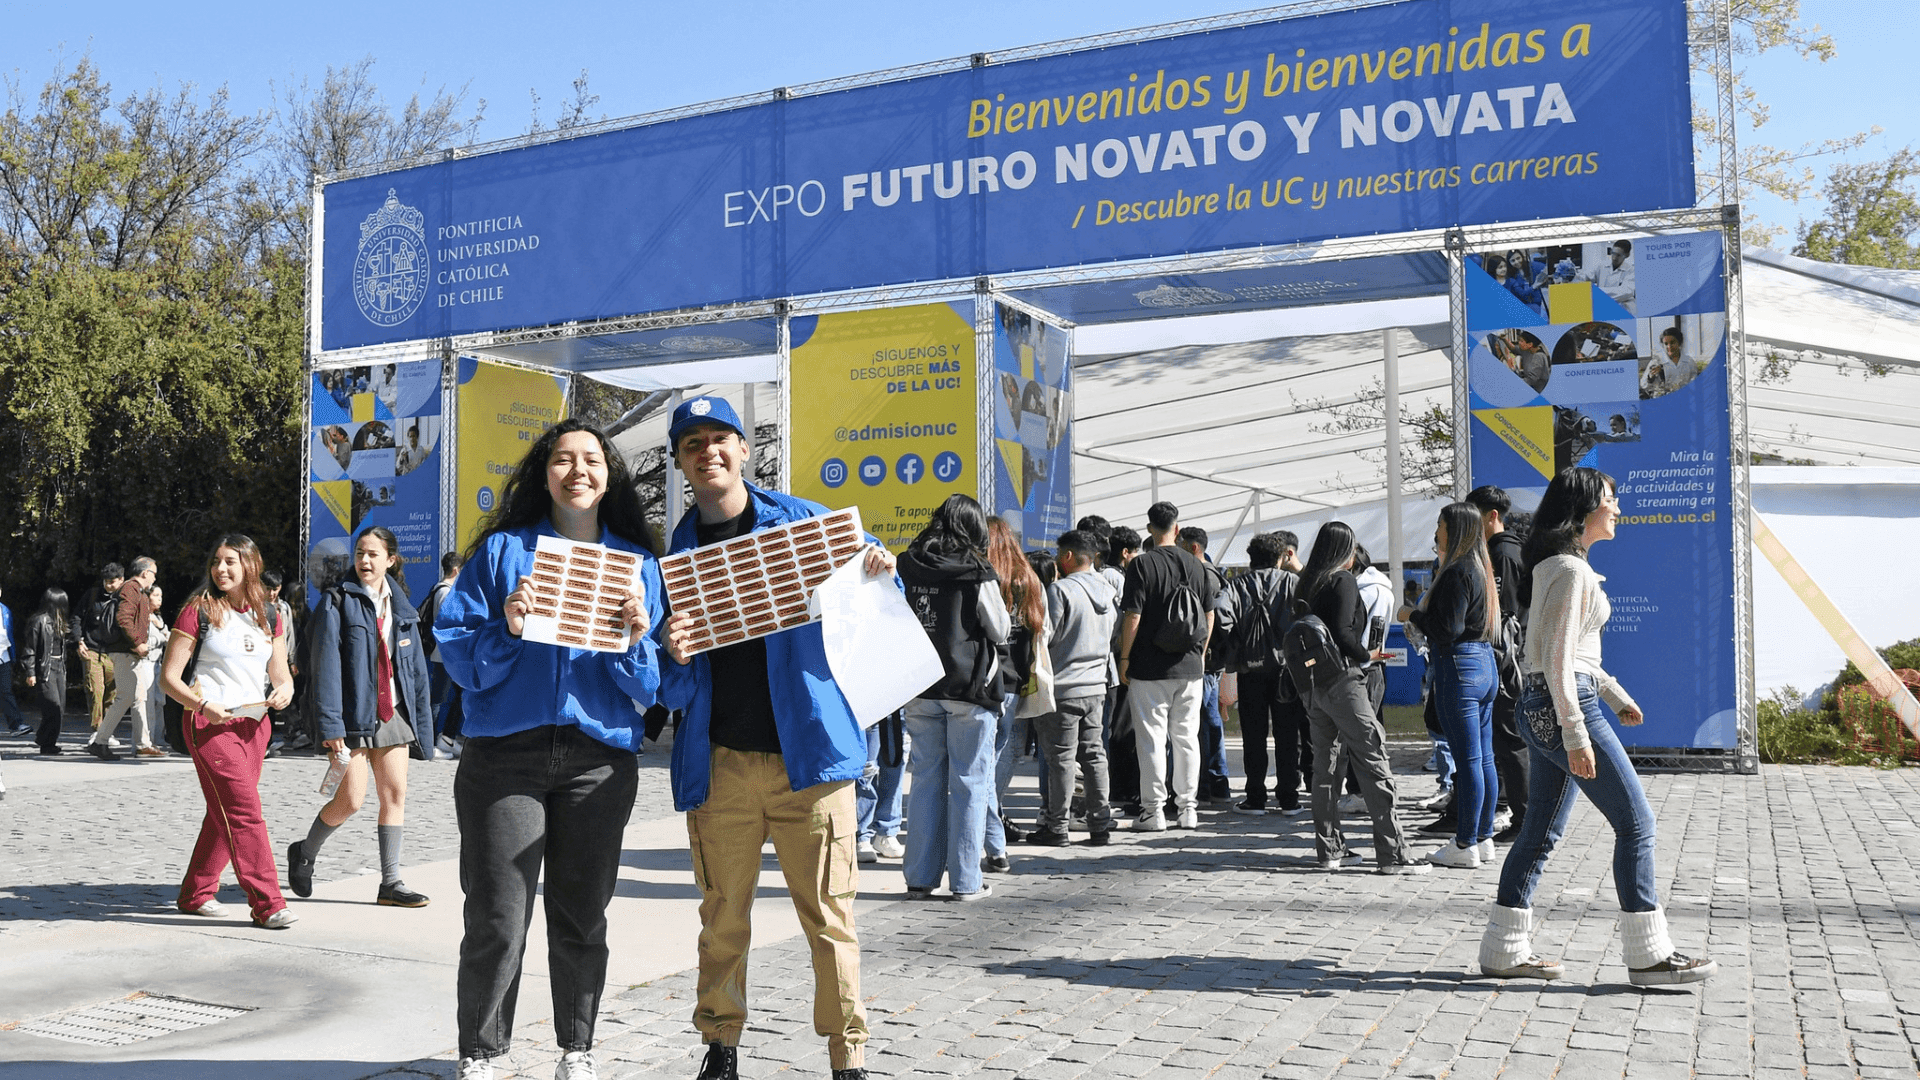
[1617,907,1674,969]
[1478,903,1535,971]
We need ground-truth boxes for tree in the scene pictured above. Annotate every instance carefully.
[1690,0,1879,245]
[1794,149,1920,269]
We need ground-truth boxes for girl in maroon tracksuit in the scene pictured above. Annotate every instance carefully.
[160,534,297,929]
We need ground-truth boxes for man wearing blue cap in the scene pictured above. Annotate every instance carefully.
[658,395,892,1080]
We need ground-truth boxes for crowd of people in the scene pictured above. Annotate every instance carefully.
[0,398,1715,1080]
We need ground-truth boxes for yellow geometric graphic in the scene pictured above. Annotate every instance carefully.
[1473,406,1554,479]
[351,393,375,424]
[997,437,1030,505]
[313,481,353,532]
[1547,282,1592,325]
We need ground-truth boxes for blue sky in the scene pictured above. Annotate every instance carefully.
[2,1,1911,247]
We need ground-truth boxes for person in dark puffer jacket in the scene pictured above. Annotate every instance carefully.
[896,494,1010,902]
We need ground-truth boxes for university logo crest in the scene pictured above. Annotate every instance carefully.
[353,190,430,326]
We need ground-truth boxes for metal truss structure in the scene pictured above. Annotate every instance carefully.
[304,0,1752,772]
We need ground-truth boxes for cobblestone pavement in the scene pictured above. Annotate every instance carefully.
[0,716,676,926]
[6,720,1920,1080]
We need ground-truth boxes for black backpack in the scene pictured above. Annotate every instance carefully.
[1281,613,1350,699]
[1492,609,1525,701]
[80,588,125,651]
[1226,569,1296,675]
[1151,579,1208,655]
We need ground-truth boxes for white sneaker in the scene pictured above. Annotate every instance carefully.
[1175,808,1199,829]
[1492,808,1513,833]
[437,735,462,760]
[555,1049,598,1080]
[872,834,905,859]
[179,899,229,918]
[1132,812,1168,832]
[107,736,124,749]
[1476,839,1496,863]
[1427,841,1481,868]
[459,1058,495,1080]
[857,839,878,864]
[1419,786,1453,811]
[258,908,299,929]
[1337,794,1366,815]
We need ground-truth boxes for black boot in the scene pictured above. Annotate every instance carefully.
[695,1042,738,1080]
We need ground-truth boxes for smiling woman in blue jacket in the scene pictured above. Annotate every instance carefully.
[431,419,666,1080]
[289,527,434,910]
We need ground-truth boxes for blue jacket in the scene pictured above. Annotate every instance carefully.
[661,483,869,811]
[434,522,666,752]
[312,579,434,743]
[1,603,12,665]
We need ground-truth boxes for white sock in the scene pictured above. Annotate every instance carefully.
[1617,907,1674,969]
[1479,903,1535,970]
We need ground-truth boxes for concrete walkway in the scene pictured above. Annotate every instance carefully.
[2,726,1917,1080]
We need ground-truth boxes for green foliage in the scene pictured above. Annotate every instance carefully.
[1755,686,1849,764]
[1794,150,1920,270]
[1821,636,1920,711]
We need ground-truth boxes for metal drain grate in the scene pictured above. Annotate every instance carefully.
[13,992,253,1046]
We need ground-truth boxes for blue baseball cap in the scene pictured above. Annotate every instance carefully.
[667,395,746,447]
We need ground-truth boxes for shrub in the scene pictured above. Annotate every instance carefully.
[1756,686,1850,764]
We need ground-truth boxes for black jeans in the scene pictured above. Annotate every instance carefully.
[455,724,638,1059]
[1491,691,1529,818]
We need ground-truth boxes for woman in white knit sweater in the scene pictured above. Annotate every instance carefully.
[1478,467,1715,987]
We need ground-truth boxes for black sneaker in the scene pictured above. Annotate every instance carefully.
[1419,812,1458,835]
[376,881,430,908]
[1086,830,1111,846]
[1026,828,1070,846]
[832,1070,868,1080]
[1629,952,1717,986]
[1001,817,1027,844]
[38,744,63,755]
[981,854,1011,874]
[1232,799,1269,816]
[1492,819,1526,844]
[287,841,315,899]
[695,1042,738,1080]
[86,742,119,761]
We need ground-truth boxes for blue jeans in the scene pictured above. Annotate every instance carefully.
[1433,642,1498,847]
[985,693,1019,856]
[903,698,996,896]
[0,661,25,729]
[855,724,904,842]
[1199,672,1231,800]
[1496,674,1660,913]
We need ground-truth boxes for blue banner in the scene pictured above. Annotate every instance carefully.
[992,305,1073,549]
[1466,230,1735,749]
[322,0,1693,350]
[307,360,445,607]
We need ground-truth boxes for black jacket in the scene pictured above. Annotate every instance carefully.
[898,546,1007,709]
[1487,530,1528,616]
[1306,570,1372,666]
[21,611,67,706]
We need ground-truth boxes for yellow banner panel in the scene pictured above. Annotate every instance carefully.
[790,303,978,552]
[1472,406,1554,479]
[455,360,568,551]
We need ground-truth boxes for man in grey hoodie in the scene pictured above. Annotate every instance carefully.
[1030,530,1117,846]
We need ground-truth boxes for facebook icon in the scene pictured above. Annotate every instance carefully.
[895,453,924,485]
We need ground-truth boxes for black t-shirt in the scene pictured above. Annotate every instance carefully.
[695,504,781,755]
[1120,544,1219,682]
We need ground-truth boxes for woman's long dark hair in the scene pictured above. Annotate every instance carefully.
[357,526,410,598]
[1437,501,1500,640]
[1522,467,1617,576]
[188,533,270,631]
[911,493,990,562]
[465,418,656,559]
[1298,521,1359,608]
[35,587,69,637]
[987,517,1045,629]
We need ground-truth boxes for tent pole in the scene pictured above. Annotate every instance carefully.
[1383,328,1404,609]
[667,389,684,528]
[1150,467,1160,505]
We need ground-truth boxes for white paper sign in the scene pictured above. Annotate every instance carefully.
[521,535,641,653]
[809,556,944,729]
